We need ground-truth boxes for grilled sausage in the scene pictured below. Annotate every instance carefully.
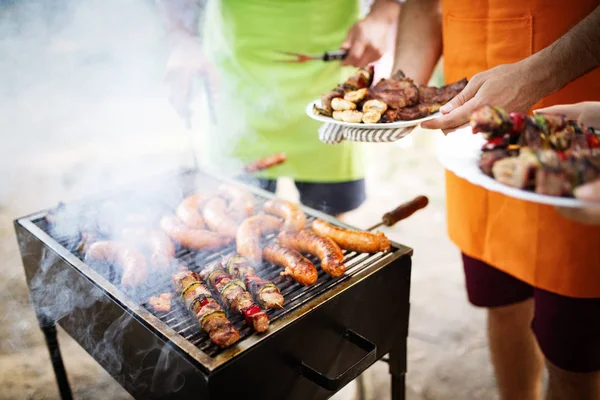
[160,215,232,251]
[118,227,176,271]
[176,192,213,229]
[244,153,287,173]
[262,199,306,232]
[85,241,149,287]
[236,214,283,264]
[311,219,391,253]
[172,269,240,348]
[218,184,255,220]
[202,197,238,238]
[277,230,346,277]
[263,242,318,286]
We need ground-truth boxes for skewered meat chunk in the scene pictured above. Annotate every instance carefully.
[479,149,510,176]
[172,269,240,348]
[331,98,357,111]
[225,255,284,309]
[199,262,269,332]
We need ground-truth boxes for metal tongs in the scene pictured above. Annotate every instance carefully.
[275,49,348,63]
[367,196,429,231]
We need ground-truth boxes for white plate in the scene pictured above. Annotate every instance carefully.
[306,100,440,129]
[436,126,597,208]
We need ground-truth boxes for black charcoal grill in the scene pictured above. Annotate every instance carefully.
[14,169,412,400]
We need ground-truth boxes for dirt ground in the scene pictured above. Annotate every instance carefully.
[0,1,498,399]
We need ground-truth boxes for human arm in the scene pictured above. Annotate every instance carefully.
[156,0,215,123]
[341,0,402,67]
[422,5,600,131]
[392,0,442,85]
[535,102,600,225]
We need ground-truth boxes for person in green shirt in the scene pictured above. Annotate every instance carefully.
[158,0,401,217]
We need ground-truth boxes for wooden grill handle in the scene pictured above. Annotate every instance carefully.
[381,195,429,227]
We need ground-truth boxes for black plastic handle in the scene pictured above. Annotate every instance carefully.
[300,329,377,391]
[323,49,349,62]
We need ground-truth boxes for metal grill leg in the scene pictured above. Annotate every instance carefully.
[389,339,407,400]
[38,319,73,400]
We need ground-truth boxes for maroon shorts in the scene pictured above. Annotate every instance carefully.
[462,253,600,373]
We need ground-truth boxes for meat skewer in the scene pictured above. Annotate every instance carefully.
[224,255,284,309]
[262,199,307,232]
[199,261,270,332]
[277,230,346,278]
[263,242,318,286]
[236,214,283,264]
[311,219,391,254]
[172,268,240,348]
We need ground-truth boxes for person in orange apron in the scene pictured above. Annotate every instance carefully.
[393,1,600,399]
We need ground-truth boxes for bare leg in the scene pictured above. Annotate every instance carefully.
[488,299,544,400]
[546,360,600,400]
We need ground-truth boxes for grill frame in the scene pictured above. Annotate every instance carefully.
[15,168,413,399]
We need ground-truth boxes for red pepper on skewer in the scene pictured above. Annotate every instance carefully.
[482,137,507,151]
[585,132,599,148]
[508,112,526,133]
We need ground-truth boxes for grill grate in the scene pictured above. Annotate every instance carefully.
[37,186,393,358]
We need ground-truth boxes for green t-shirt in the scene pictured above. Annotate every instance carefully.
[201,0,364,182]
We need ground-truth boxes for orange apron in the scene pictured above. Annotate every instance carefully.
[442,0,600,298]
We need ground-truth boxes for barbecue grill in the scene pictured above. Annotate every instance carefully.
[14,168,412,400]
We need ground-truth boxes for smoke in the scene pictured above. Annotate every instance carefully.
[1,0,253,397]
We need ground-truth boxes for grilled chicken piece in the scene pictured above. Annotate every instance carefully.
[225,255,284,309]
[172,269,240,348]
[382,102,442,122]
[278,230,346,278]
[149,293,173,313]
[199,261,269,332]
[418,78,468,104]
[370,71,419,109]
